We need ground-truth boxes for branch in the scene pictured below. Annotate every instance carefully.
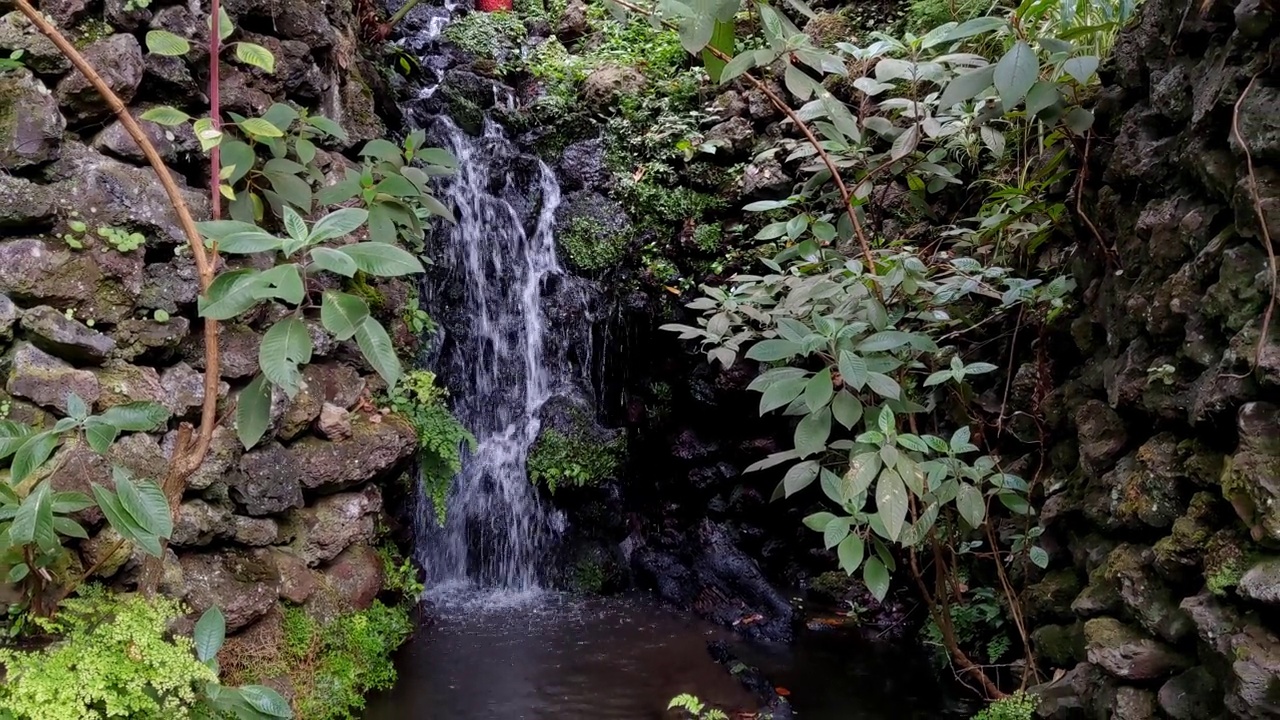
[1232,75,1277,375]
[14,2,220,500]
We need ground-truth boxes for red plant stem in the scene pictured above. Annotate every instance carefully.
[209,0,221,221]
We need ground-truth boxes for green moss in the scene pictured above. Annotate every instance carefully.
[692,223,724,252]
[71,18,114,49]
[439,84,485,136]
[528,424,625,493]
[444,11,527,59]
[388,370,476,527]
[1205,532,1248,596]
[560,215,630,272]
[615,177,723,227]
[970,692,1037,720]
[345,272,387,311]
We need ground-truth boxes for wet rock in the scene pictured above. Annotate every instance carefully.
[166,426,239,492]
[316,402,351,440]
[740,157,791,196]
[140,258,200,312]
[0,293,15,342]
[1110,687,1158,719]
[328,62,384,149]
[234,441,305,516]
[5,342,100,413]
[159,362,212,418]
[103,0,152,31]
[1090,544,1191,642]
[744,83,783,120]
[0,12,69,73]
[1238,556,1280,604]
[1223,624,1280,718]
[0,69,64,170]
[20,305,115,365]
[55,34,144,125]
[1084,617,1191,680]
[301,363,365,410]
[1153,491,1222,580]
[143,53,200,103]
[262,547,319,604]
[1032,622,1085,668]
[286,485,381,566]
[40,0,89,25]
[1030,662,1108,720]
[557,138,610,193]
[223,0,335,47]
[0,174,56,230]
[709,90,747,118]
[290,415,415,492]
[92,109,191,164]
[704,116,755,155]
[232,515,280,546]
[93,361,166,410]
[1158,667,1223,719]
[306,544,384,623]
[583,65,646,108]
[1075,399,1127,475]
[278,379,323,441]
[0,238,101,309]
[183,324,262,380]
[556,0,588,41]
[179,550,281,632]
[1222,402,1280,542]
[111,315,191,363]
[171,499,233,548]
[1023,569,1083,625]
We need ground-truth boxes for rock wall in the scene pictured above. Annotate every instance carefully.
[1028,0,1280,716]
[0,0,416,660]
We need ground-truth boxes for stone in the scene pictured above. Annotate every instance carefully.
[1075,399,1127,475]
[169,425,241,491]
[744,83,784,120]
[0,293,14,342]
[184,324,261,379]
[44,433,165,526]
[93,362,166,411]
[159,362,214,418]
[55,34,144,125]
[0,238,101,309]
[1029,663,1107,720]
[740,157,791,196]
[704,116,755,155]
[306,544,384,623]
[80,526,136,579]
[1032,622,1085,668]
[263,547,319,604]
[0,174,57,231]
[1084,617,1191,680]
[1238,556,1280,604]
[179,550,280,633]
[289,415,415,492]
[1153,492,1222,580]
[1222,402,1280,542]
[1110,687,1158,719]
[110,316,192,363]
[171,499,233,548]
[231,515,280,546]
[0,12,70,73]
[20,305,115,365]
[103,0,152,31]
[0,69,64,170]
[1224,624,1280,718]
[286,485,381,566]
[40,0,88,25]
[708,90,747,118]
[583,65,646,107]
[1023,569,1083,625]
[316,402,351,440]
[278,378,323,441]
[557,138,610,193]
[1158,667,1223,720]
[140,258,200,313]
[92,110,189,164]
[234,441,305,516]
[5,342,100,413]
[556,0,588,41]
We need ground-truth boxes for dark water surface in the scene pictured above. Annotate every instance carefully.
[363,593,970,720]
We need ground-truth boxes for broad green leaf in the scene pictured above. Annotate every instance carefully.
[1062,55,1098,84]
[295,136,317,165]
[0,420,32,460]
[803,511,837,532]
[838,351,868,390]
[215,6,234,40]
[896,433,929,453]
[1064,107,1094,133]
[938,65,996,108]
[310,247,358,277]
[53,516,88,539]
[262,103,299,130]
[1025,80,1061,116]
[820,467,845,506]
[719,50,757,84]
[803,367,834,411]
[837,534,864,575]
[309,208,370,244]
[84,417,120,454]
[92,483,161,557]
[240,117,284,138]
[759,376,808,414]
[337,243,424,277]
[7,563,27,583]
[416,148,458,168]
[794,407,831,458]
[197,220,262,241]
[253,264,305,305]
[998,491,1033,515]
[863,556,890,601]
[236,374,272,450]
[9,482,50,545]
[51,491,94,514]
[238,685,292,717]
[99,402,171,432]
[193,117,223,151]
[866,372,901,401]
[145,30,190,56]
[782,460,820,497]
[140,105,191,126]
[701,19,734,82]
[259,318,313,398]
[359,138,402,162]
[746,339,802,362]
[876,469,908,541]
[115,468,173,538]
[936,16,1006,43]
[211,230,284,254]
[66,392,89,420]
[831,391,863,429]
[194,606,226,662]
[220,140,256,185]
[319,291,370,341]
[265,171,313,213]
[993,40,1039,107]
[282,206,308,244]
[857,331,914,353]
[354,317,401,386]
[956,482,986,528]
[823,515,850,550]
[199,269,263,320]
[950,426,973,454]
[234,42,276,73]
[845,451,880,499]
[890,123,919,161]
[11,431,59,485]
[1029,546,1050,568]
[306,115,348,140]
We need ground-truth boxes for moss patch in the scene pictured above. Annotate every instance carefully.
[528,423,625,493]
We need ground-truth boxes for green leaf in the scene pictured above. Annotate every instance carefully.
[215,6,234,40]
[939,65,996,108]
[199,269,263,320]
[262,103,299,130]
[803,367,834,412]
[746,339,802,362]
[65,392,89,420]
[310,247,358,277]
[84,418,120,454]
[1063,107,1094,133]
[259,318,313,398]
[416,147,457,169]
[876,469,908,541]
[253,264,305,305]
[305,115,348,141]
[359,138,402,163]
[53,516,88,539]
[803,511,837,532]
[1062,55,1098,84]
[866,372,901,400]
[831,391,863,429]
[845,451,880,499]
[282,206,308,244]
[309,208,370,244]
[7,563,28,583]
[857,331,914,353]
[193,117,223,151]
[838,351,867,390]
[319,291,370,341]
[354,317,401,386]
[115,468,172,539]
[719,50,757,84]
[140,105,192,126]
[207,230,284,255]
[337,242,424,277]
[240,117,284,138]
[794,407,831,458]
[0,420,32,460]
[220,140,256,185]
[145,30,190,56]
[1029,546,1050,569]
[92,483,161,557]
[701,19,734,82]
[998,491,1033,515]
[239,685,292,717]
[99,402,170,432]
[194,606,226,662]
[759,376,808,415]
[266,172,313,213]
[837,534,864,575]
[9,482,50,545]
[236,375,272,450]
[295,136,317,165]
[235,42,276,73]
[823,515,850,550]
[956,483,986,528]
[863,556,890,601]
[11,431,59,485]
[935,16,1006,43]
[993,40,1039,107]
[782,460,820,497]
[51,491,94,514]
[1025,80,1061,116]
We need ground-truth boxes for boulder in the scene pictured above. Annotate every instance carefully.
[20,305,115,365]
[92,109,192,164]
[167,425,241,491]
[1096,543,1192,642]
[1223,624,1280,718]
[555,0,588,41]
[55,34,144,125]
[40,0,88,25]
[582,65,646,108]
[93,362,166,410]
[159,362,216,419]
[45,434,166,525]
[140,258,200,313]
[0,12,69,73]
[0,175,57,230]
[1022,569,1083,625]
[1238,556,1280,604]
[278,378,323,441]
[80,526,136,579]
[111,315,191,363]
[184,324,261,379]
[223,0,335,47]
[171,499,234,548]
[704,116,755,155]
[0,69,64,170]
[262,547,319,604]
[286,485,381,566]
[1084,617,1191,680]
[1222,402,1280,542]
[289,414,415,492]
[1031,622,1085,668]
[1109,687,1158,719]
[0,293,14,342]
[301,363,366,409]
[1075,399,1127,475]
[179,550,280,633]
[316,402,351,440]
[234,441,305,516]
[740,157,791,195]
[305,544,384,623]
[232,515,281,546]
[1158,667,1223,720]
[103,0,152,31]
[557,138,610,193]
[0,238,103,310]
[5,342,100,413]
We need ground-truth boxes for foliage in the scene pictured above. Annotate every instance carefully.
[0,591,288,720]
[0,49,24,72]
[970,691,1038,720]
[386,371,475,526]
[559,216,630,272]
[668,694,729,720]
[527,425,624,493]
[443,10,527,58]
[904,0,990,35]
[376,543,424,599]
[922,586,1011,666]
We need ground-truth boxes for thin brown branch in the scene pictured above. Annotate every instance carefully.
[1232,75,1277,374]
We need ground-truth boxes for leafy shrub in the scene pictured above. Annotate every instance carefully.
[559,216,630,273]
[443,11,527,59]
[971,691,1037,720]
[387,370,475,526]
[527,426,625,493]
[377,543,425,599]
[903,0,991,34]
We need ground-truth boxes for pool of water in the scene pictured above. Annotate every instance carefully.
[363,592,972,720]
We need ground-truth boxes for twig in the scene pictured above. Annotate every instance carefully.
[1232,75,1277,374]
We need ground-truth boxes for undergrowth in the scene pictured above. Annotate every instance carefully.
[387,370,475,526]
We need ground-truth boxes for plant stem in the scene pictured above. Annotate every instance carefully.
[388,0,424,28]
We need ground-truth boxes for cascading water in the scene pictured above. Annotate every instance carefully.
[412,117,568,596]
